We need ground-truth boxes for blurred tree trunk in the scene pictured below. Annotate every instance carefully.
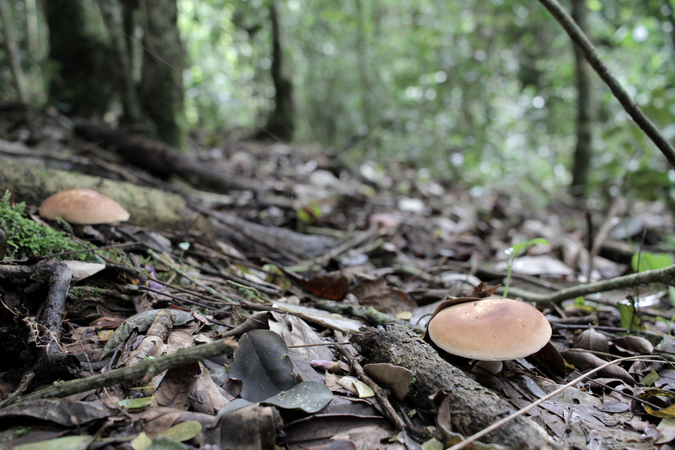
[569,0,594,197]
[257,0,295,142]
[355,0,373,134]
[0,0,29,102]
[138,0,187,150]
[663,0,675,71]
[43,0,115,116]
[97,0,143,123]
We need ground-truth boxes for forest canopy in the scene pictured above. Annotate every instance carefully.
[1,0,674,206]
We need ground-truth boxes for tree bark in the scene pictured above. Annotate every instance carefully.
[138,0,187,150]
[43,0,114,116]
[351,325,562,450]
[256,0,295,142]
[569,0,594,197]
[0,0,29,103]
[0,156,337,262]
[97,0,143,123]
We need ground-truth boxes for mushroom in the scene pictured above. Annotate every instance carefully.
[39,188,130,224]
[427,298,551,362]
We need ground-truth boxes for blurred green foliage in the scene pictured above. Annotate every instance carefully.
[175,0,675,203]
[1,0,673,203]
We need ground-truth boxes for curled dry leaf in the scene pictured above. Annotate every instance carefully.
[612,335,654,354]
[351,278,417,315]
[573,328,609,353]
[561,350,635,385]
[363,363,414,400]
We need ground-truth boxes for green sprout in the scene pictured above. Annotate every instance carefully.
[503,238,549,298]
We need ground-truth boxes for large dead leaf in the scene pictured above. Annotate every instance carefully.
[363,363,414,400]
[573,327,609,353]
[268,312,334,362]
[297,271,350,301]
[561,350,635,385]
[262,381,333,413]
[229,329,297,402]
[205,404,278,450]
[152,362,202,410]
[0,399,113,426]
[351,278,416,315]
[188,364,233,414]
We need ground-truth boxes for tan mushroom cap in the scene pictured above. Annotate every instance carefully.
[39,188,130,224]
[428,298,552,361]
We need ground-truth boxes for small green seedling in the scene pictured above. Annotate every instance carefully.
[296,200,322,224]
[503,238,549,298]
[617,298,645,332]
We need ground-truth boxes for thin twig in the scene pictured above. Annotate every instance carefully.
[337,345,407,431]
[500,263,675,304]
[149,249,236,304]
[538,0,675,169]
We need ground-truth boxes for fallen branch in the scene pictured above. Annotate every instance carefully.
[351,324,563,449]
[0,337,238,408]
[500,264,675,304]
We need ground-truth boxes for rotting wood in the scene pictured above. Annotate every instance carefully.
[0,260,71,356]
[0,158,337,261]
[0,157,208,233]
[351,324,563,450]
[33,260,72,355]
[74,123,263,194]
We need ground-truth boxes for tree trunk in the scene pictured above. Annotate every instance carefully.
[0,0,29,103]
[569,0,594,197]
[354,0,373,134]
[257,0,295,142]
[138,0,187,150]
[43,0,114,117]
[97,0,143,123]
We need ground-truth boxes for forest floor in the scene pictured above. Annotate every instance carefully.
[0,105,674,449]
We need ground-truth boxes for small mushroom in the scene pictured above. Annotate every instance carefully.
[39,188,130,224]
[427,298,551,361]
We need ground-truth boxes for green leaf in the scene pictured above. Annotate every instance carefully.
[509,238,549,256]
[116,396,154,411]
[631,252,674,272]
[15,436,92,450]
[641,370,659,387]
[617,301,645,332]
[353,379,374,398]
[159,421,202,442]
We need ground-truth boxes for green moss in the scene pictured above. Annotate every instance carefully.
[0,190,88,259]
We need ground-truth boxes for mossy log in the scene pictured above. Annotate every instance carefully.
[351,324,563,450]
[0,158,336,261]
[0,158,206,232]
